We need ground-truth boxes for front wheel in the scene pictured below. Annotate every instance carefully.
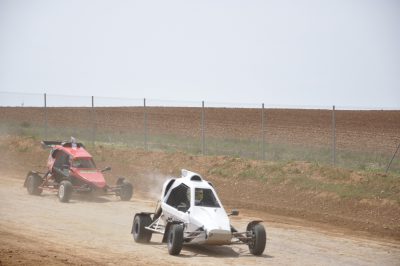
[167,224,184,256]
[58,180,73,203]
[132,214,152,243]
[26,174,43,195]
[248,223,266,256]
[119,181,133,201]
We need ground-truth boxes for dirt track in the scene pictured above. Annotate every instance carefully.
[1,174,399,266]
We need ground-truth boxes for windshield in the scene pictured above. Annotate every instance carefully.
[194,188,220,208]
[72,158,96,169]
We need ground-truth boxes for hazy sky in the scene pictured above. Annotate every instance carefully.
[0,0,399,108]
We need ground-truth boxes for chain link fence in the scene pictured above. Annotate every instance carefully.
[1,91,399,172]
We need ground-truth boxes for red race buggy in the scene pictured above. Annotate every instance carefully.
[24,138,133,203]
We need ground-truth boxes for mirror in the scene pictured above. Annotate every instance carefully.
[101,166,112,172]
[229,209,239,216]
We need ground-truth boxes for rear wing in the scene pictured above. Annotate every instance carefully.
[41,140,85,149]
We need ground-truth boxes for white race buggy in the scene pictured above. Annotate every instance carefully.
[131,169,266,256]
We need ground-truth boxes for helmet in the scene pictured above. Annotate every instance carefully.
[195,189,203,201]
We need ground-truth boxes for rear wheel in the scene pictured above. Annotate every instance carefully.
[27,174,43,195]
[119,181,133,201]
[167,224,184,256]
[58,180,73,203]
[132,215,152,243]
[248,223,266,256]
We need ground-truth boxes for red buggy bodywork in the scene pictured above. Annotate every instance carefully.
[24,140,133,203]
[46,142,106,189]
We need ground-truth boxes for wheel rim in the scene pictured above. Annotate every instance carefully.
[248,229,256,249]
[59,185,65,198]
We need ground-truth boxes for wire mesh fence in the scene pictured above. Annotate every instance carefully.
[0,91,399,172]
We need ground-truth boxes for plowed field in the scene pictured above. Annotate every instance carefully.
[1,107,399,152]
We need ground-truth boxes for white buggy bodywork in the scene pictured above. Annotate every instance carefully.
[131,169,266,256]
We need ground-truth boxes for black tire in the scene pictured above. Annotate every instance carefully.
[119,181,133,201]
[26,174,42,195]
[58,180,73,203]
[167,224,184,256]
[248,223,266,256]
[133,215,152,243]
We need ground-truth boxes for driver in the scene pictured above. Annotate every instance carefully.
[195,189,203,205]
[72,159,81,168]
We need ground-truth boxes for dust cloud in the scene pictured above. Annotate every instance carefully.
[138,171,174,201]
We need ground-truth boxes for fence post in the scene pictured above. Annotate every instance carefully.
[144,98,147,151]
[91,96,96,146]
[262,103,265,160]
[386,143,400,173]
[201,100,205,155]
[44,93,47,139]
[332,105,336,166]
